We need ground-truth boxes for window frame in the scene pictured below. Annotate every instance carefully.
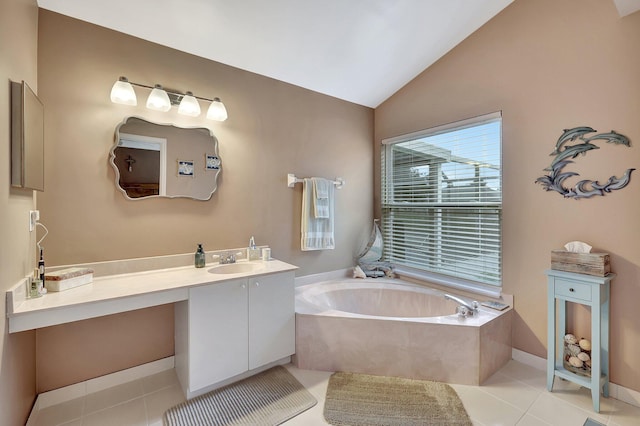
[381,111,502,297]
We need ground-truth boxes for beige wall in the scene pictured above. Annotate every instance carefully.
[375,0,640,392]
[36,11,373,391]
[0,0,39,423]
[36,305,175,393]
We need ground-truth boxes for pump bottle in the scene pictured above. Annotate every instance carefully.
[195,244,205,268]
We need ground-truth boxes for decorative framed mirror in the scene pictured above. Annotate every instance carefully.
[110,116,221,200]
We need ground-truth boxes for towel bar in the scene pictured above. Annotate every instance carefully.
[287,173,344,189]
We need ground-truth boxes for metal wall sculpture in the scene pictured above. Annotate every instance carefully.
[536,127,634,199]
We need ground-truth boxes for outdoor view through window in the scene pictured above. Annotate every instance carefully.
[381,113,502,287]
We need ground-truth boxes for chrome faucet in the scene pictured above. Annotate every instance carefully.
[220,252,236,264]
[445,294,479,317]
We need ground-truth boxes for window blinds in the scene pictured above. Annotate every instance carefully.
[381,112,502,286]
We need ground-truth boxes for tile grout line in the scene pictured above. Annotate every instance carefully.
[543,391,612,425]
[80,395,86,425]
[454,384,526,426]
[82,393,147,420]
[142,392,151,426]
[142,379,179,398]
[472,373,543,415]
[519,393,554,425]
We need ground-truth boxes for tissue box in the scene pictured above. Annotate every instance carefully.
[551,250,610,277]
[45,267,94,292]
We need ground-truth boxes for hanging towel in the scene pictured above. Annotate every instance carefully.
[301,178,335,250]
[312,177,331,218]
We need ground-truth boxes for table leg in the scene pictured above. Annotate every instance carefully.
[547,282,556,391]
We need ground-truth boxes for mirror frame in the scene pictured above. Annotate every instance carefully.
[110,116,221,201]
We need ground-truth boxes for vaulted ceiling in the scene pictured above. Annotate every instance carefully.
[37,0,638,108]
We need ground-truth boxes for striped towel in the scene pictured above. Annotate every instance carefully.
[301,178,334,250]
[312,177,331,218]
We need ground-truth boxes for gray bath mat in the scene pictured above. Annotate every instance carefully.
[164,366,317,426]
[324,371,472,426]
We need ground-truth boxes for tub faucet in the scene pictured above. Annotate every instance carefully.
[444,294,479,317]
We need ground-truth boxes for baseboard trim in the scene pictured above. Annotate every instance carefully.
[26,356,175,425]
[511,348,546,371]
[511,348,640,409]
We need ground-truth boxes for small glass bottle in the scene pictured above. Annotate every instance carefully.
[30,269,43,298]
[195,244,205,268]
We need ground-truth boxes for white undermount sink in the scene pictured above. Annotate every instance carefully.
[208,262,266,275]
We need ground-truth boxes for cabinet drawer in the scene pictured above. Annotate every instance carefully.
[555,279,591,302]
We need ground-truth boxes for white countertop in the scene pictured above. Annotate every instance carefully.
[7,259,297,333]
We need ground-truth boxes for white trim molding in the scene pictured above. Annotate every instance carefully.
[26,356,175,425]
[512,348,640,409]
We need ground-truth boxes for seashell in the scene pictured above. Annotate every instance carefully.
[568,356,584,368]
[577,352,590,362]
[564,334,578,344]
[566,343,581,356]
[579,339,591,351]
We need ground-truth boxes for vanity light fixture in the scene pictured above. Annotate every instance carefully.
[206,98,228,122]
[177,92,201,117]
[146,84,172,112]
[110,76,137,106]
[110,76,228,121]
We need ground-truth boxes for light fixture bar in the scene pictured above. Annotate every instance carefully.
[111,76,228,121]
[126,81,218,103]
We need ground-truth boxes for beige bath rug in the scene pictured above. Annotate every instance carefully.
[323,371,472,426]
[164,366,317,426]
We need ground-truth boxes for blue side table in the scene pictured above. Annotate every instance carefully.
[546,269,613,413]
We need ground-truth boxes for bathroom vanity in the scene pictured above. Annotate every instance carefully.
[6,256,297,399]
[175,272,295,398]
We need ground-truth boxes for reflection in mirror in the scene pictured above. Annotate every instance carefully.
[110,117,221,200]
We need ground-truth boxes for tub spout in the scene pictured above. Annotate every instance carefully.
[444,294,479,317]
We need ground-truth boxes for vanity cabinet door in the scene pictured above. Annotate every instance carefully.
[248,271,295,369]
[189,278,248,391]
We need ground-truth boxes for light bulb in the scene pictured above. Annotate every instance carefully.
[178,92,201,117]
[110,76,137,106]
[146,85,171,112]
[206,98,228,121]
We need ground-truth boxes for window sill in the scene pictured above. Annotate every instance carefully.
[392,265,502,298]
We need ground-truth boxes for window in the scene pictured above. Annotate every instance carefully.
[381,112,502,289]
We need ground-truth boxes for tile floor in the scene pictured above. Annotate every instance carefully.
[32,360,640,426]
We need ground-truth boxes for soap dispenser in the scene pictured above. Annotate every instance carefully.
[248,236,261,261]
[195,244,205,268]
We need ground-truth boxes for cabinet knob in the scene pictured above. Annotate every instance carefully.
[569,288,575,292]
[241,284,246,289]
[255,282,260,287]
